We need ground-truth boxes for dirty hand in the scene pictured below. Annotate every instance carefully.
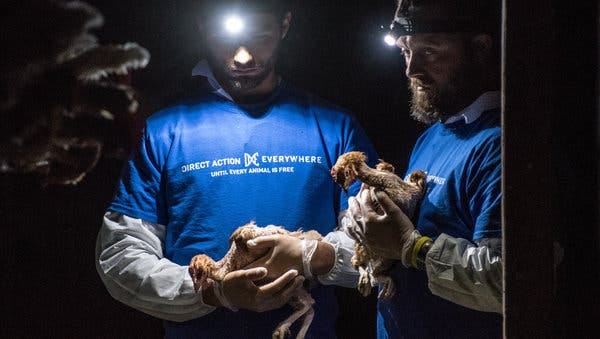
[245,235,319,281]
[348,186,420,266]
[204,267,304,312]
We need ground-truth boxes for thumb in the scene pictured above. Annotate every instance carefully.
[373,190,401,215]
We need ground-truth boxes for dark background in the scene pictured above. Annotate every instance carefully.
[1,1,598,338]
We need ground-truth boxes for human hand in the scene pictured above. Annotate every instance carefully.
[204,267,305,312]
[244,235,306,281]
[348,186,420,266]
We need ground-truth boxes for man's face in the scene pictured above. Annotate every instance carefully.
[397,33,480,124]
[203,12,288,97]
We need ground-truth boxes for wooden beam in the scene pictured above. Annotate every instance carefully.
[502,0,560,337]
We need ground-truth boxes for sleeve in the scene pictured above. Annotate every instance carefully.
[425,234,503,313]
[109,123,168,224]
[425,135,503,312]
[95,211,216,322]
[315,227,360,288]
[467,137,502,240]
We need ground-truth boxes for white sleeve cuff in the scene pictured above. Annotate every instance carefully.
[315,230,359,288]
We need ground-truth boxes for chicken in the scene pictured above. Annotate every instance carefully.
[330,151,427,298]
[188,221,322,339]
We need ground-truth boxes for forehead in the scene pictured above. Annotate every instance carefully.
[205,12,279,31]
[397,33,465,48]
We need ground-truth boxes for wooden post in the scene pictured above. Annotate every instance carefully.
[503,0,599,337]
[502,0,560,337]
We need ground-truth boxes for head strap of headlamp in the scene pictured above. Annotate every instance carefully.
[390,0,499,36]
[198,0,291,20]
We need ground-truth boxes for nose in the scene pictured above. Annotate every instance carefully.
[404,55,424,79]
[233,47,255,68]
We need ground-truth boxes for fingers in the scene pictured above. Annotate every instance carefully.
[347,196,361,217]
[241,252,269,270]
[257,271,305,312]
[351,189,382,221]
[273,275,305,301]
[372,190,401,216]
[232,267,268,281]
[347,222,366,244]
[348,197,368,230]
[247,235,278,249]
[259,269,301,294]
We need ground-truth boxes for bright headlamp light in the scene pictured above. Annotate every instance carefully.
[223,15,244,35]
[382,15,413,47]
[383,24,398,47]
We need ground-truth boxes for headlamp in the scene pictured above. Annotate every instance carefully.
[223,15,245,35]
[382,19,407,47]
[381,0,501,46]
[383,33,396,47]
[382,17,411,47]
[382,1,413,47]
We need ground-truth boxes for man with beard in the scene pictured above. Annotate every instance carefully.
[95,0,377,338]
[347,0,503,338]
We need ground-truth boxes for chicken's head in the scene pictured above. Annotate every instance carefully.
[188,254,217,293]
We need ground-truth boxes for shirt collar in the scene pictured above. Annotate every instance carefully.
[444,90,501,125]
[191,59,234,101]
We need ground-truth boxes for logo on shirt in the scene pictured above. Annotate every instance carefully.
[244,152,260,167]
[180,152,324,177]
[427,175,446,185]
[405,172,446,185]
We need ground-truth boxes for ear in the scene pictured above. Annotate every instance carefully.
[471,33,493,61]
[281,12,292,39]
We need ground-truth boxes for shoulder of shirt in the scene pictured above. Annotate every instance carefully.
[144,91,224,125]
[416,109,501,148]
[472,109,502,139]
[283,82,356,120]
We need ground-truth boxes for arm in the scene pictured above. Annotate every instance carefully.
[97,212,305,318]
[244,225,359,288]
[425,234,502,313]
[315,229,360,288]
[95,211,210,322]
[348,189,503,313]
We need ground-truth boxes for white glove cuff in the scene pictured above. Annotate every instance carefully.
[301,239,318,280]
[211,279,238,312]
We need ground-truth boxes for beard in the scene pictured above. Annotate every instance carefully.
[207,52,276,94]
[409,58,479,125]
[409,80,443,125]
[226,64,272,92]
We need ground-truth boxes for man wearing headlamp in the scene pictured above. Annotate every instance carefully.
[348,0,504,338]
[95,0,377,338]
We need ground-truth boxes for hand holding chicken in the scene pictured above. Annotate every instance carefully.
[331,151,427,298]
[188,222,322,339]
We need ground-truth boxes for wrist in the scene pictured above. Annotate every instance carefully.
[201,281,221,307]
[400,230,422,267]
[411,236,433,270]
[309,241,335,276]
[201,279,238,311]
[301,239,318,279]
